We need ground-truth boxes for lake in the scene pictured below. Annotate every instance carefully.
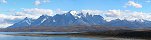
[0,32,147,40]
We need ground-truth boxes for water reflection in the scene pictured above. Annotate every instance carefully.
[0,32,147,40]
[0,34,97,40]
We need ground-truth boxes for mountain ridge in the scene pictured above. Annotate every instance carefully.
[9,11,151,28]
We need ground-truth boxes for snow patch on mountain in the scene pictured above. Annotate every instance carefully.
[8,10,151,28]
[53,20,56,22]
[41,18,47,23]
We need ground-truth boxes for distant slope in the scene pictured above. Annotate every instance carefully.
[9,11,106,28]
[9,10,151,28]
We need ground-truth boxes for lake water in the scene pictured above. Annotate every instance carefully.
[0,32,147,40]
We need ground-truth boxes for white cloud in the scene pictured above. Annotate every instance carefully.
[125,1,142,8]
[0,23,13,28]
[104,10,151,21]
[15,12,38,19]
[0,14,24,28]
[79,9,151,21]
[130,12,151,20]
[34,0,50,6]
[0,8,54,20]
[80,10,103,15]
[34,0,41,6]
[54,9,68,14]
[0,8,54,28]
[0,0,7,4]
[105,10,121,17]
[77,10,151,22]
[1,9,151,28]
[15,8,53,19]
[0,14,24,20]
[25,8,53,15]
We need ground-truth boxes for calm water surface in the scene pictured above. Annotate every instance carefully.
[0,32,147,40]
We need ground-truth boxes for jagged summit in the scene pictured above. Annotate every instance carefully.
[8,10,151,28]
[24,17,32,20]
[9,17,33,28]
[30,14,51,26]
[9,11,105,28]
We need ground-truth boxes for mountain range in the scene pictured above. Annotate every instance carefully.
[9,11,151,28]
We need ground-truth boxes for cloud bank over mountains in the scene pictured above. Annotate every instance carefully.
[0,0,150,28]
[0,8,151,28]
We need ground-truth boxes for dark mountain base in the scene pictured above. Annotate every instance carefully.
[0,26,129,32]
[1,26,151,39]
[83,30,151,39]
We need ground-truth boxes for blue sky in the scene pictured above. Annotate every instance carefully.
[1,0,151,28]
[0,0,151,12]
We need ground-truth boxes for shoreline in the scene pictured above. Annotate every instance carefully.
[4,31,151,39]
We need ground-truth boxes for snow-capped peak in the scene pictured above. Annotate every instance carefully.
[135,19,145,22]
[24,17,31,20]
[39,15,49,23]
[68,10,82,19]
[23,17,32,25]
[70,10,77,16]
